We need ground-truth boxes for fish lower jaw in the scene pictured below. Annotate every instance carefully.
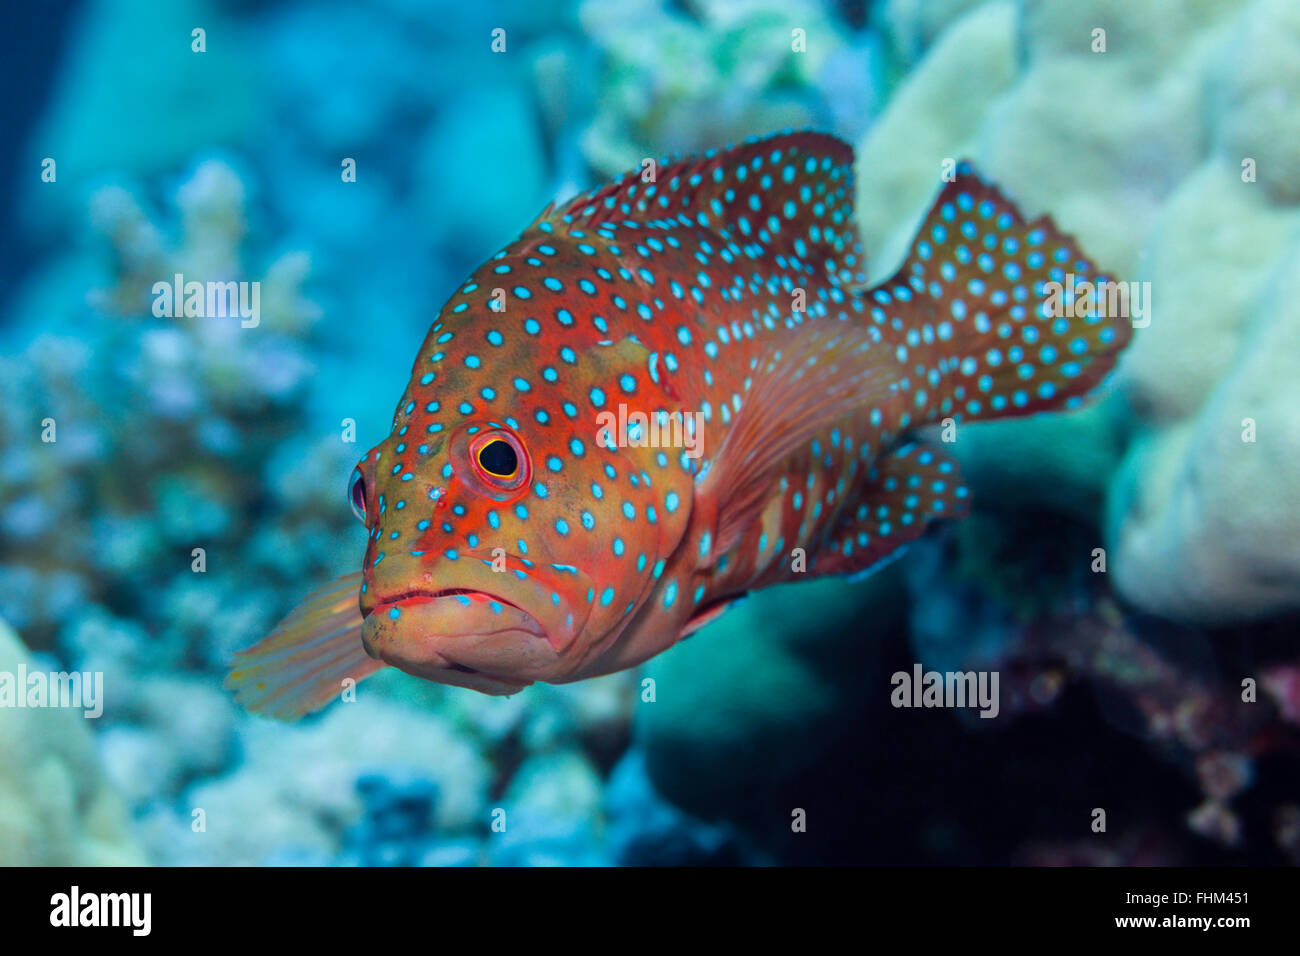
[391,653,534,696]
[363,627,539,695]
[360,594,562,694]
[363,579,581,654]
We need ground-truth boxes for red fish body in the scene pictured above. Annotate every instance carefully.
[227,132,1131,718]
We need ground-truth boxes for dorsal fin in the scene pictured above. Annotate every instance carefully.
[549,131,869,288]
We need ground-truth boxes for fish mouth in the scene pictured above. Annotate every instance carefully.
[372,587,527,616]
[360,584,562,694]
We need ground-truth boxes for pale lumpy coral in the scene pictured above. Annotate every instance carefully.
[0,619,144,865]
[853,0,1300,623]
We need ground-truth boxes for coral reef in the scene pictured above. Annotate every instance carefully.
[3,158,340,662]
[635,568,907,858]
[852,0,1300,624]
[577,0,880,175]
[0,619,143,865]
[630,0,1300,864]
[3,0,1297,868]
[4,0,895,868]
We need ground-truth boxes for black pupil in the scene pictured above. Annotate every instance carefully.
[479,440,517,477]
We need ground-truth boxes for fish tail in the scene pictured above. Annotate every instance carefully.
[875,162,1133,425]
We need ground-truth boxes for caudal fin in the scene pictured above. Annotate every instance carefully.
[224,572,386,720]
[875,161,1133,425]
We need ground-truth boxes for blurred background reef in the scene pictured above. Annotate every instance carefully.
[1,0,1298,865]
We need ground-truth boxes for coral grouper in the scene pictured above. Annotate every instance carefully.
[226,131,1132,718]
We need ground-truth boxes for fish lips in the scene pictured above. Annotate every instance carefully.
[361,587,565,694]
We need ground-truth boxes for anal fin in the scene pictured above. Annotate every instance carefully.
[680,592,747,638]
[813,443,969,578]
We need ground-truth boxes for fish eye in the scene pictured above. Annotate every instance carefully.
[348,468,367,523]
[476,439,518,479]
[458,427,530,499]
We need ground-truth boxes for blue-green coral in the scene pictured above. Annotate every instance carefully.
[853,0,1300,623]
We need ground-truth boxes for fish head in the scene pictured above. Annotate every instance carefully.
[348,255,697,694]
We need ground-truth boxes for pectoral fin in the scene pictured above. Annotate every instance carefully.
[695,318,895,559]
[224,572,386,720]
